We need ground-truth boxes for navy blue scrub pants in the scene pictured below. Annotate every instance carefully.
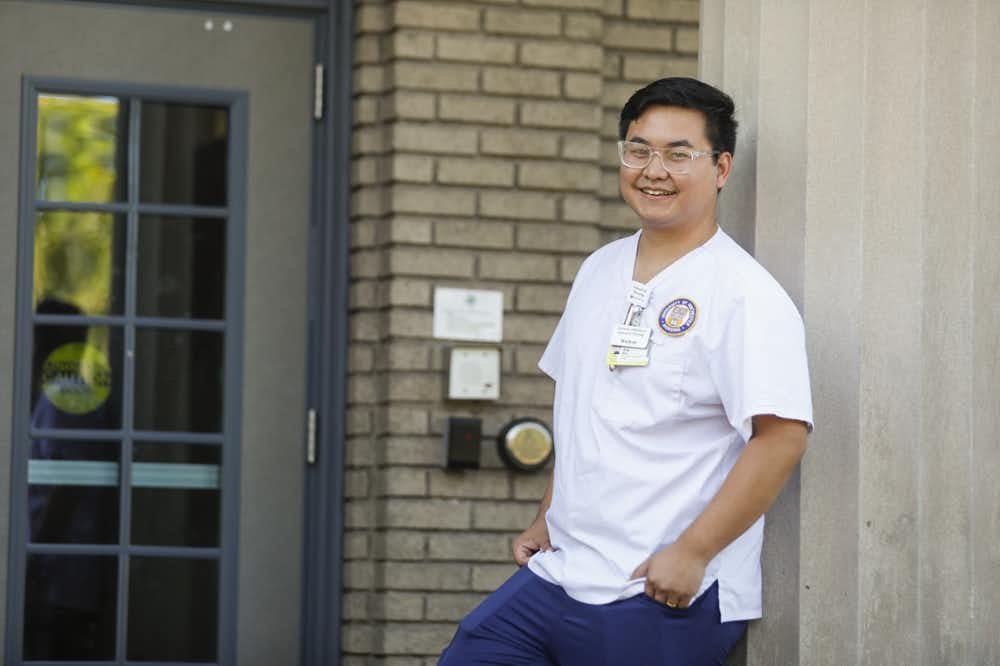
[439,566,746,666]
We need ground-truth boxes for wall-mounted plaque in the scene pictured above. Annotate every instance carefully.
[433,287,503,342]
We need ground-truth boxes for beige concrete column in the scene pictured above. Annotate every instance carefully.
[701,1,1000,664]
[970,4,1000,663]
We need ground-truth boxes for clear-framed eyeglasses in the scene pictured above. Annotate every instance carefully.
[617,140,719,175]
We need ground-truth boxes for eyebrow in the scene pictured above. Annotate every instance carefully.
[627,137,695,148]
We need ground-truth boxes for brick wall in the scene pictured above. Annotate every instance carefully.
[345,1,698,662]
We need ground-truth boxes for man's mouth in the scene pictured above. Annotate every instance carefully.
[640,188,677,197]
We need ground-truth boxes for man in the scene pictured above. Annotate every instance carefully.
[439,77,813,665]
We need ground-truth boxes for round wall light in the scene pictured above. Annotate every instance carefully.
[497,418,553,472]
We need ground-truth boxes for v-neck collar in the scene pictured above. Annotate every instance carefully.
[622,226,722,292]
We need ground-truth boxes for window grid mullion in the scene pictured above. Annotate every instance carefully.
[26,660,218,666]
[26,544,221,559]
[35,200,130,214]
[27,428,224,445]
[113,93,142,665]
[33,314,226,331]
[8,82,42,666]
[34,200,230,220]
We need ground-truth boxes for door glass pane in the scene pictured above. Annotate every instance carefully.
[28,439,119,544]
[31,325,123,430]
[140,102,228,206]
[133,328,223,433]
[34,211,126,316]
[36,94,128,203]
[137,216,226,319]
[127,556,218,662]
[131,442,221,547]
[23,554,118,660]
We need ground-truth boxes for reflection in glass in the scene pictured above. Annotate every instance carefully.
[34,211,126,316]
[127,557,218,662]
[24,554,117,660]
[134,329,223,433]
[31,324,122,430]
[36,94,127,203]
[131,442,221,547]
[137,216,226,319]
[140,102,228,206]
[28,440,119,544]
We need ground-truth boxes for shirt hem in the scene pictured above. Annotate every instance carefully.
[720,607,763,623]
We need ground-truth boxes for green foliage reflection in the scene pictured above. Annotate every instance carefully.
[33,94,123,319]
[34,212,119,317]
[36,95,123,203]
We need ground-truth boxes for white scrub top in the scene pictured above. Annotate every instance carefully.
[528,227,813,622]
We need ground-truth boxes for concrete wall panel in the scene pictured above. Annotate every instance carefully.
[704,0,1000,663]
[920,1,976,663]
[746,1,810,664]
[700,0,758,253]
[799,0,866,662]
[971,0,1000,662]
[856,3,925,664]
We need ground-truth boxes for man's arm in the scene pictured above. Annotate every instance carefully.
[631,414,807,607]
[512,468,554,565]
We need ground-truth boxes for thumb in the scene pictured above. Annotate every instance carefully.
[514,539,540,565]
[629,558,649,581]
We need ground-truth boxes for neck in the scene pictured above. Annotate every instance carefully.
[641,216,718,250]
[633,219,717,282]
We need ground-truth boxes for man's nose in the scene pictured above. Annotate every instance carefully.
[643,151,672,177]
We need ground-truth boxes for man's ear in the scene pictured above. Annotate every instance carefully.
[715,152,733,190]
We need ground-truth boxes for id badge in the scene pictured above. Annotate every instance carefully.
[629,281,651,307]
[610,324,652,349]
[606,345,649,367]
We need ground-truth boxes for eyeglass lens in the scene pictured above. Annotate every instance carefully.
[620,143,693,174]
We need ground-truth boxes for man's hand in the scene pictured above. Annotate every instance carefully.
[512,517,553,566]
[629,540,708,608]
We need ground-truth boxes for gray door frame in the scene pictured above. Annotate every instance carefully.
[301,2,353,664]
[7,1,353,664]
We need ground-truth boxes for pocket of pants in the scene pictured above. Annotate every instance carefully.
[458,567,534,633]
[633,580,717,618]
[634,592,698,617]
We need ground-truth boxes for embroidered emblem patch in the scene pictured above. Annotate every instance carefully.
[658,298,697,336]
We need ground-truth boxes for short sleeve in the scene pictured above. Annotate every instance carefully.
[538,255,593,382]
[538,310,567,381]
[708,285,814,444]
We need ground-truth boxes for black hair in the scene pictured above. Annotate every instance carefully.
[618,77,737,160]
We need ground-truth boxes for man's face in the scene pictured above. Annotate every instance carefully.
[619,105,732,233]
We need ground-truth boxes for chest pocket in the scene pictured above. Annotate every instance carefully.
[593,333,688,429]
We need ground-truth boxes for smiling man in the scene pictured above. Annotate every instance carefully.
[439,77,813,666]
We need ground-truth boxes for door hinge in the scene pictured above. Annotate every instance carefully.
[313,63,324,121]
[306,408,318,464]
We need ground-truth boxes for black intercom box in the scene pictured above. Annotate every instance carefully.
[444,417,481,469]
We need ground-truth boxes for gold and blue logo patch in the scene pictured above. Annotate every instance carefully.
[658,298,697,336]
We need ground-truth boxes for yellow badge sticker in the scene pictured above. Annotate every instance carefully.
[42,342,112,415]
